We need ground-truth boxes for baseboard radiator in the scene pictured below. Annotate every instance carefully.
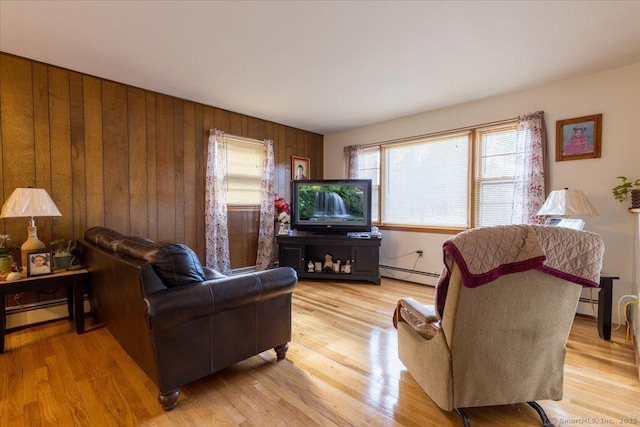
[5,297,91,330]
[379,264,439,286]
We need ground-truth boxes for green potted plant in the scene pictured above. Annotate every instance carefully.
[0,234,19,273]
[50,238,73,270]
[612,176,640,208]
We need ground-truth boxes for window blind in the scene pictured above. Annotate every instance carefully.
[475,125,518,226]
[226,137,264,205]
[383,133,469,227]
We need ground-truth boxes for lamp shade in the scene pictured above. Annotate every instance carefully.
[536,189,598,217]
[0,188,62,218]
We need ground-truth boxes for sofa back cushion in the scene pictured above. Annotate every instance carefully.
[117,237,206,288]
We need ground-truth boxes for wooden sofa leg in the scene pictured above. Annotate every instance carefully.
[158,388,180,411]
[274,343,289,361]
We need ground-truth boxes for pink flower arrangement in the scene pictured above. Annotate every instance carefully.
[275,196,290,223]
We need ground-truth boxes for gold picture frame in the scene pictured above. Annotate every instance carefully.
[292,156,310,180]
[555,114,602,161]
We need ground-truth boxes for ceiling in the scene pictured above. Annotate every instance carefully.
[2,1,640,135]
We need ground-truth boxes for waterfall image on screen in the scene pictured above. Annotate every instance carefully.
[313,191,348,218]
[298,185,364,222]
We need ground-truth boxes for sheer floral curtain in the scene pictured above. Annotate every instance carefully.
[256,139,275,270]
[347,144,363,178]
[205,129,231,275]
[512,111,546,224]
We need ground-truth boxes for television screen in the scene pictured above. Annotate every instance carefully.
[291,179,372,233]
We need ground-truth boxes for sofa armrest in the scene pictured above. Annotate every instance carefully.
[145,283,214,331]
[203,266,226,281]
[145,267,297,331]
[206,267,298,312]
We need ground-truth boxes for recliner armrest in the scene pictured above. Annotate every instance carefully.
[399,298,438,324]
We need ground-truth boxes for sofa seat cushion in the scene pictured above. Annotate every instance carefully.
[117,238,206,288]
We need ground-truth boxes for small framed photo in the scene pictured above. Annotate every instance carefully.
[292,156,310,180]
[277,222,290,235]
[556,114,602,161]
[27,251,53,277]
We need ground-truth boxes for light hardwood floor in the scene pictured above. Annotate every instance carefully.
[1,278,638,426]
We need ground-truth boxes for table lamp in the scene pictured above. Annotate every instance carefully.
[0,187,62,268]
[536,188,598,229]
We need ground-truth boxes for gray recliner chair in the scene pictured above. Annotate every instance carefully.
[394,225,604,426]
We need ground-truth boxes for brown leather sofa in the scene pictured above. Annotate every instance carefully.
[78,227,297,410]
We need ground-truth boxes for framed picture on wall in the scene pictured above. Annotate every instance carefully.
[556,114,602,161]
[292,156,310,180]
[27,251,53,277]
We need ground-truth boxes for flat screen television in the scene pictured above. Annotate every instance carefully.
[291,179,372,234]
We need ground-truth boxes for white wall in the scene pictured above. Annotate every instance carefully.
[324,62,640,342]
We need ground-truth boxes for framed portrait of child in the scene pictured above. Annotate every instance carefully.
[556,114,602,161]
[27,251,53,277]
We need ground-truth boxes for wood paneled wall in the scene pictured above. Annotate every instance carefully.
[0,52,324,269]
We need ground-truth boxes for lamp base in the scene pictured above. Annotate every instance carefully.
[21,223,46,270]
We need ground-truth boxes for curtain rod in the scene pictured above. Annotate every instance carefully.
[355,116,520,149]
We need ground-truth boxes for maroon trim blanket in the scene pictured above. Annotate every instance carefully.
[435,225,604,318]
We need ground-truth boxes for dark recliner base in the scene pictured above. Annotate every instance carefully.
[455,401,554,427]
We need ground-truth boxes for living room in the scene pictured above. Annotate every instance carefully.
[1,1,640,426]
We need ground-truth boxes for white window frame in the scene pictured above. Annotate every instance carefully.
[346,119,521,232]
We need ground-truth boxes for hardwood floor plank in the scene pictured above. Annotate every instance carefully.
[1,278,638,426]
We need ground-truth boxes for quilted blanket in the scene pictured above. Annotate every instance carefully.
[434,225,604,318]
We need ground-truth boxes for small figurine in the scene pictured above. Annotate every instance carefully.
[6,262,22,281]
[307,260,314,273]
[343,260,352,274]
[333,259,341,273]
[323,254,333,272]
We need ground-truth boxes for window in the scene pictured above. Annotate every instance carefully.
[385,133,469,227]
[475,124,518,226]
[355,147,380,222]
[347,120,522,231]
[225,137,264,205]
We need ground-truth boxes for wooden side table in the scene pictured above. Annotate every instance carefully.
[598,273,619,341]
[0,268,89,353]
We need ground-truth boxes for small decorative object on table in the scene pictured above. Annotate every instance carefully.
[0,234,19,275]
[323,254,333,272]
[27,251,53,276]
[51,238,74,270]
[275,195,291,235]
[307,260,314,273]
[6,262,23,281]
[343,260,352,274]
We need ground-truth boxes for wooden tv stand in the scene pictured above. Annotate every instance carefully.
[276,234,381,285]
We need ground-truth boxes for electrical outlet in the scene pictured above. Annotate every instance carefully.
[416,250,423,257]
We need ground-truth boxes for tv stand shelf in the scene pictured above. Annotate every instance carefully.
[276,234,381,285]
